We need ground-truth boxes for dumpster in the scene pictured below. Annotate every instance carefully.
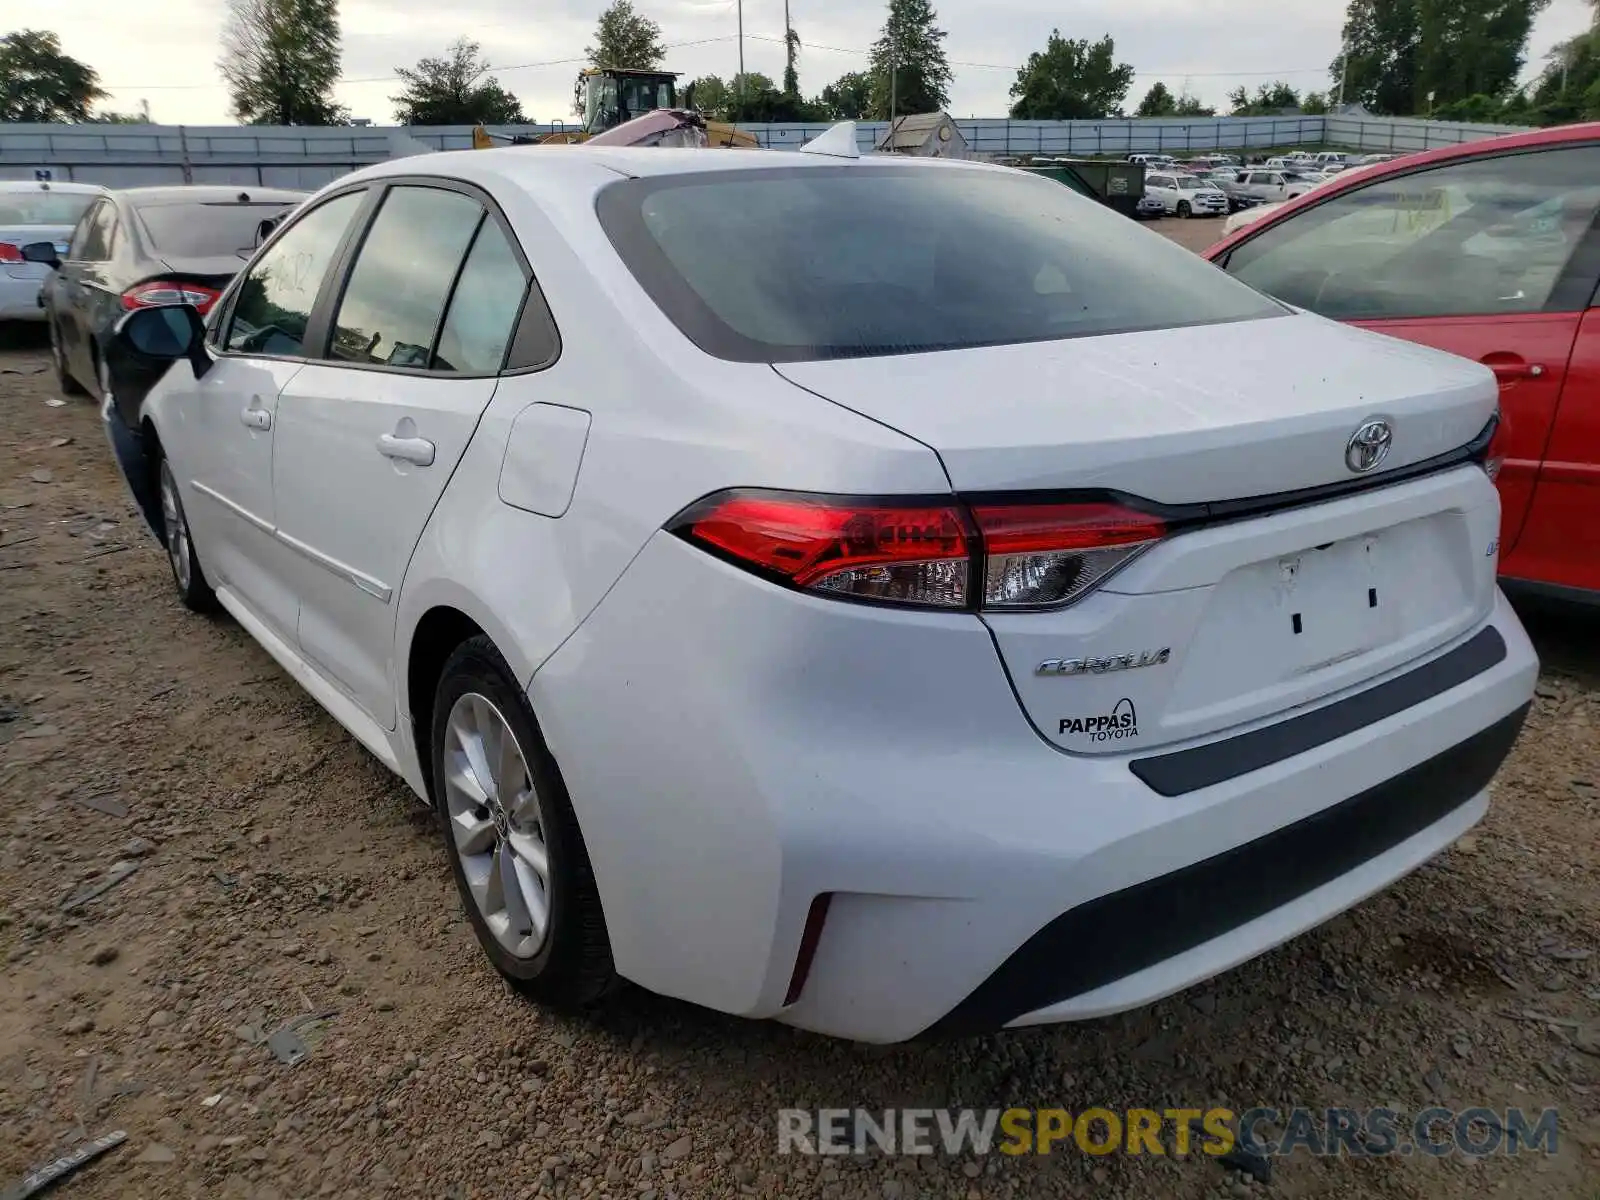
[1021,158,1145,219]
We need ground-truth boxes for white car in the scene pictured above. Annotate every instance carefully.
[103,129,1536,1044]
[0,181,105,322]
[1220,160,1386,237]
[1144,172,1230,217]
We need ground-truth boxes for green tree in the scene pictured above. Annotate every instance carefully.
[683,74,730,118]
[1302,90,1330,114]
[585,0,666,70]
[88,110,148,123]
[1009,32,1134,120]
[784,25,801,98]
[0,30,106,122]
[1174,92,1215,116]
[1227,81,1302,115]
[392,39,524,124]
[868,0,953,118]
[1334,0,1550,116]
[1135,82,1176,117]
[219,0,346,125]
[819,71,872,119]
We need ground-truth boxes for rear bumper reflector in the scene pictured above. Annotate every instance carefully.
[922,705,1528,1037]
[1130,625,1507,797]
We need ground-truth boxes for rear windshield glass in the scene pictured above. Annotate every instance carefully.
[135,201,296,258]
[0,191,98,226]
[596,166,1283,362]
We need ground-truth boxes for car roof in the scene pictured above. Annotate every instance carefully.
[1207,121,1600,259]
[113,185,307,207]
[0,180,107,195]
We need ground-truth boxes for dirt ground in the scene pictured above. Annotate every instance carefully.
[1,313,1599,1200]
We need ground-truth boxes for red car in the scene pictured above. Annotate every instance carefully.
[1206,123,1600,604]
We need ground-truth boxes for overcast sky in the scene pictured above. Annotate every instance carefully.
[41,0,1600,125]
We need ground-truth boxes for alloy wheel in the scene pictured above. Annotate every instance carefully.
[159,462,192,593]
[442,692,552,959]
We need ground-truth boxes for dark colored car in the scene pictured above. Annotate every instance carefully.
[27,185,304,402]
[1201,171,1269,214]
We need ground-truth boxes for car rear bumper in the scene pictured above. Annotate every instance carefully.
[530,535,1537,1042]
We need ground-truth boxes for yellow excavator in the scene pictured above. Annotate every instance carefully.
[472,67,758,150]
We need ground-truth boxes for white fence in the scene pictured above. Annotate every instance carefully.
[0,114,1532,189]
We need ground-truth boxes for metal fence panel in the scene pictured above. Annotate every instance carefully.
[0,115,1537,188]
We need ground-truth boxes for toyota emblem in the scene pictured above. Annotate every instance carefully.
[1345,419,1393,474]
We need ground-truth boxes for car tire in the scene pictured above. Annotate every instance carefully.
[157,457,218,613]
[51,324,86,396]
[1177,201,1192,219]
[431,636,616,1008]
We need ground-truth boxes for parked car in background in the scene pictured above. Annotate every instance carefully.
[1230,169,1317,206]
[0,181,106,323]
[1134,194,1166,220]
[1198,171,1268,214]
[1208,122,1600,603]
[1313,152,1351,169]
[29,185,304,400]
[1127,153,1178,167]
[1144,172,1229,217]
[100,139,1533,1042]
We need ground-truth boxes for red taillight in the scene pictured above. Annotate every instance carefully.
[121,281,222,315]
[672,490,1165,611]
[676,491,971,607]
[0,242,22,264]
[971,502,1166,609]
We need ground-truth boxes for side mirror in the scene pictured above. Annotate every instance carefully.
[114,304,211,379]
[20,241,60,269]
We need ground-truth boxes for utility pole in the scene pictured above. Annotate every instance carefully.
[889,25,898,128]
[1335,39,1347,109]
[736,0,745,124]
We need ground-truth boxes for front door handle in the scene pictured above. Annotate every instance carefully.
[377,433,435,466]
[1481,354,1545,383]
[240,405,272,431]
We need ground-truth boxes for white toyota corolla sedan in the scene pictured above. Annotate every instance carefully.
[101,127,1538,1043]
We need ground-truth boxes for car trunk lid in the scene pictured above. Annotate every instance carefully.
[776,312,1503,754]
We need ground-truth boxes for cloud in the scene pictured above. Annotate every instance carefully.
[44,0,1597,124]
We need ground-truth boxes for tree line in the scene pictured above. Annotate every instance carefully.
[1,0,1594,127]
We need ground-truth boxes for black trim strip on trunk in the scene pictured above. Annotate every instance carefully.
[922,704,1529,1039]
[1129,625,1508,797]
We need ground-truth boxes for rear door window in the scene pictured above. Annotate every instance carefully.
[326,185,484,369]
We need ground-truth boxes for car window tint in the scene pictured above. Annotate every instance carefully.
[328,187,483,369]
[0,190,98,226]
[74,203,114,261]
[598,166,1284,363]
[1226,146,1600,319]
[433,220,528,373]
[136,201,297,258]
[225,191,364,357]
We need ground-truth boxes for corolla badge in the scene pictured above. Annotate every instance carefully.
[1036,648,1170,677]
[1345,419,1393,474]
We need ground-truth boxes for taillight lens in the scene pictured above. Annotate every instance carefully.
[121,281,222,315]
[673,491,971,608]
[0,242,22,264]
[971,502,1166,609]
[671,491,1166,611]
[1483,410,1509,481]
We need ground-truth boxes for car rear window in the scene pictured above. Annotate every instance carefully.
[0,191,98,226]
[596,165,1283,362]
[134,201,296,257]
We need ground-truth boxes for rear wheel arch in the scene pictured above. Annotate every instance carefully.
[405,606,490,802]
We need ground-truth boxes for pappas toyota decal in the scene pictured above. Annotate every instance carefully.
[1059,698,1139,742]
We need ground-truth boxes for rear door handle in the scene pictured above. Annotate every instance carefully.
[240,405,272,431]
[377,434,435,466]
